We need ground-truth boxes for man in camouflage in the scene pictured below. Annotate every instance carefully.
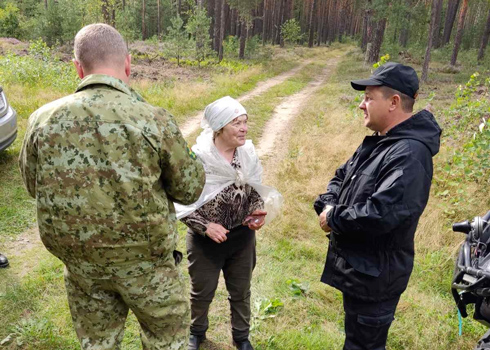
[19,23,205,350]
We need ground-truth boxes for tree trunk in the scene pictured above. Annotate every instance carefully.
[275,0,284,45]
[368,17,386,63]
[44,0,48,9]
[280,0,293,47]
[422,0,438,82]
[308,0,316,47]
[213,0,221,51]
[262,0,268,45]
[365,42,372,64]
[321,0,330,44]
[177,0,181,16]
[442,0,461,46]
[239,19,247,59]
[361,5,371,52]
[316,0,325,46]
[338,0,347,42]
[478,7,490,62]
[399,17,410,47]
[207,0,214,46]
[157,0,161,38]
[432,0,443,48]
[218,0,226,62]
[231,8,237,36]
[270,0,277,44]
[102,0,110,24]
[450,0,468,66]
[142,0,146,40]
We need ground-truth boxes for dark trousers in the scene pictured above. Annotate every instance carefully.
[186,225,256,342]
[343,294,400,350]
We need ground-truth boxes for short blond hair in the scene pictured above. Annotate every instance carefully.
[74,23,128,72]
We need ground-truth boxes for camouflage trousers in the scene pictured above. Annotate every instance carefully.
[63,260,190,350]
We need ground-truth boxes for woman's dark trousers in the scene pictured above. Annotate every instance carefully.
[186,226,256,342]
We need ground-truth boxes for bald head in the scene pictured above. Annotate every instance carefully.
[74,23,128,73]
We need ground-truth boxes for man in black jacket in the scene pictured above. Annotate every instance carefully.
[314,62,441,350]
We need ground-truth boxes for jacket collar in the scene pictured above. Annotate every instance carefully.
[383,109,441,156]
[75,74,145,102]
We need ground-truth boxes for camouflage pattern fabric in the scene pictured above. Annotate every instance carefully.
[64,260,189,350]
[19,74,205,279]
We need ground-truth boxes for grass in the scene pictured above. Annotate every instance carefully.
[1,42,489,350]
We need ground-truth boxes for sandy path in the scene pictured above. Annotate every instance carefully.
[255,58,339,161]
[179,60,312,138]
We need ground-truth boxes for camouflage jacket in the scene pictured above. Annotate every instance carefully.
[19,74,205,279]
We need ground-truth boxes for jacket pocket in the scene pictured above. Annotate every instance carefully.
[347,173,376,204]
[341,248,385,278]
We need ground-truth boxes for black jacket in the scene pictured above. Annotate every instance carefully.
[314,110,441,302]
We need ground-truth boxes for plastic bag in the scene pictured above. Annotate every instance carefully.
[175,128,283,225]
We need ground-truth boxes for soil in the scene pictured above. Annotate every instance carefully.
[3,227,41,256]
[0,38,211,83]
[0,37,29,57]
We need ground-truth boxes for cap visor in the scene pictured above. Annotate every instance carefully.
[350,78,383,91]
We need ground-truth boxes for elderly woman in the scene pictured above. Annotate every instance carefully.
[176,96,282,350]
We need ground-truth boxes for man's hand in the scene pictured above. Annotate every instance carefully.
[205,223,230,243]
[243,210,267,231]
[319,205,333,233]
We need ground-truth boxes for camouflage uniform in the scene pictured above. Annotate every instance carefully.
[19,74,205,350]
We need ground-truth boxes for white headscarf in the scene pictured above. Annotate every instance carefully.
[202,96,247,131]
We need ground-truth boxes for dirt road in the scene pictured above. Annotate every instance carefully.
[256,58,339,159]
[179,60,313,138]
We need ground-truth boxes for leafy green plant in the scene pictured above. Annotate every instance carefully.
[29,38,53,61]
[0,39,77,91]
[223,35,240,58]
[286,279,309,297]
[281,19,303,45]
[186,6,212,67]
[0,2,21,37]
[254,297,284,320]
[245,35,261,57]
[165,16,191,66]
[372,53,390,70]
[434,71,490,218]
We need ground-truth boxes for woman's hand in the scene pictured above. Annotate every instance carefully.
[244,210,267,231]
[205,223,230,243]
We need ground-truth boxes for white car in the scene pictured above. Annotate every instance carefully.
[0,86,17,152]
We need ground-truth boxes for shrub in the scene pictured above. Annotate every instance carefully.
[0,39,77,91]
[165,16,191,66]
[0,2,21,38]
[281,19,303,45]
[223,35,239,58]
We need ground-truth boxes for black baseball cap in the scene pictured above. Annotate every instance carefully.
[351,62,419,99]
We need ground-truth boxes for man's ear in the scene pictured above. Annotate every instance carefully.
[390,94,401,111]
[73,59,84,79]
[124,54,131,78]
